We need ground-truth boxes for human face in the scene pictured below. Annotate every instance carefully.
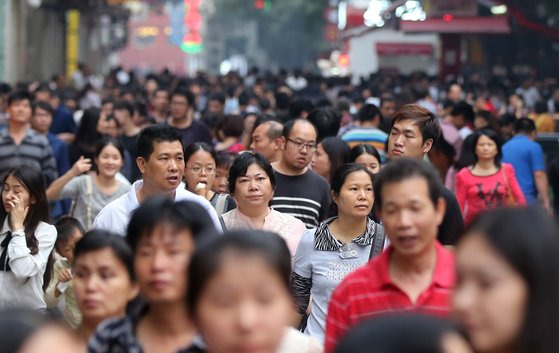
[195,252,293,353]
[474,116,489,130]
[388,119,432,160]
[475,135,498,162]
[113,108,130,127]
[208,100,224,115]
[212,166,230,194]
[185,150,217,193]
[134,224,194,304]
[378,177,445,257]
[153,91,169,111]
[8,99,32,125]
[97,113,119,138]
[250,124,276,161]
[19,325,82,353]
[333,171,374,219]
[311,143,330,180]
[138,141,185,192]
[31,107,52,134]
[282,121,317,171]
[453,233,528,353]
[74,248,138,325]
[380,101,397,119]
[170,95,189,120]
[57,228,83,264]
[2,175,33,213]
[95,144,124,179]
[355,153,381,174]
[233,164,274,213]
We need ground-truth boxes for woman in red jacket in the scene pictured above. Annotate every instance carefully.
[456,128,526,225]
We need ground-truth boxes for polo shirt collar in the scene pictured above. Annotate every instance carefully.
[314,216,377,251]
[125,180,187,214]
[372,241,455,290]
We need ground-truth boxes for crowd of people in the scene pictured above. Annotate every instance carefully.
[0,66,558,353]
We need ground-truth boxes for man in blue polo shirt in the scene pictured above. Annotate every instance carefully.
[502,118,551,213]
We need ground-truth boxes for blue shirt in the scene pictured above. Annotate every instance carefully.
[502,135,545,204]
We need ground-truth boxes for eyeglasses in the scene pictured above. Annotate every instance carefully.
[186,166,216,174]
[286,138,317,151]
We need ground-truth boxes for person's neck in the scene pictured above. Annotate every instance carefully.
[238,206,270,228]
[122,120,140,136]
[137,180,176,204]
[475,159,496,170]
[330,214,368,243]
[273,158,307,176]
[153,111,167,123]
[77,319,103,343]
[360,121,378,129]
[391,244,437,276]
[94,172,117,187]
[143,302,194,336]
[169,112,193,129]
[9,123,28,142]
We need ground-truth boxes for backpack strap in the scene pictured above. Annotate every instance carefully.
[215,194,228,216]
[369,223,385,260]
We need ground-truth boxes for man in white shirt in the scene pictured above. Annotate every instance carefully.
[92,123,221,234]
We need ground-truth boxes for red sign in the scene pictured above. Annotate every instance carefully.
[376,43,434,56]
[427,0,477,17]
[401,16,510,34]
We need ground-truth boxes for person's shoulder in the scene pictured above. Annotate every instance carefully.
[306,169,329,185]
[273,209,307,228]
[36,222,57,240]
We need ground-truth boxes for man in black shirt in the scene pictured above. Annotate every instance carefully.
[167,88,212,147]
[386,104,464,245]
[270,119,331,228]
[114,100,141,182]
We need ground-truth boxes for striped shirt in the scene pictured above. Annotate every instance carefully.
[0,128,58,185]
[341,127,388,162]
[270,169,331,228]
[324,242,455,353]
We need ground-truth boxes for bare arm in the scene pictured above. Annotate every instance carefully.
[46,156,92,200]
[534,170,552,214]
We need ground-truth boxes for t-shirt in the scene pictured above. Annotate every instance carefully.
[455,163,527,225]
[172,120,212,147]
[119,134,141,183]
[502,135,546,204]
[60,174,131,229]
[270,169,331,228]
[438,187,464,245]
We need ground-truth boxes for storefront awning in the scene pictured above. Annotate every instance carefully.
[376,43,433,55]
[401,16,510,34]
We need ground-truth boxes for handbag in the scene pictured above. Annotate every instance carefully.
[500,167,516,206]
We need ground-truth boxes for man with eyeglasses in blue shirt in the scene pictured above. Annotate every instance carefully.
[270,119,331,228]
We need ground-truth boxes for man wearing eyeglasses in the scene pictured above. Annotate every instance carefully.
[270,119,331,228]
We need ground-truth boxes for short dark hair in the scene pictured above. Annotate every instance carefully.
[451,101,475,123]
[282,118,318,140]
[331,163,374,195]
[187,230,291,315]
[74,229,136,281]
[184,142,217,165]
[228,152,275,195]
[208,92,225,104]
[320,137,350,181]
[460,208,559,353]
[113,100,134,117]
[374,158,442,209]
[217,115,244,138]
[357,104,381,123]
[262,120,283,140]
[335,313,461,353]
[53,216,85,253]
[152,88,168,98]
[137,123,182,160]
[8,91,32,106]
[289,98,314,119]
[349,144,381,166]
[216,151,237,169]
[306,107,342,142]
[94,137,125,165]
[390,104,441,145]
[170,88,195,108]
[126,197,216,254]
[32,100,54,116]
[469,128,503,166]
[514,117,536,134]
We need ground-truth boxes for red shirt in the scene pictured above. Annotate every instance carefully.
[323,242,455,353]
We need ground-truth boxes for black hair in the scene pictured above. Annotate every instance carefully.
[514,117,536,134]
[356,104,381,123]
[289,98,314,119]
[113,100,134,117]
[7,90,32,106]
[391,104,441,145]
[152,87,168,98]
[136,123,182,160]
[187,230,292,314]
[335,313,462,353]
[217,114,244,138]
[451,101,475,123]
[320,137,350,181]
[460,208,559,353]
[94,136,125,161]
[349,144,381,166]
[126,197,216,253]
[282,118,318,140]
[306,107,342,142]
[0,309,71,353]
[534,101,548,115]
[275,92,291,110]
[32,101,54,116]
[469,128,503,166]
[374,158,442,209]
[74,107,102,152]
[184,142,217,165]
[499,113,517,127]
[228,152,275,195]
[208,92,226,104]
[74,229,136,282]
[216,151,237,170]
[331,163,374,196]
[170,88,196,108]
[53,216,85,251]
